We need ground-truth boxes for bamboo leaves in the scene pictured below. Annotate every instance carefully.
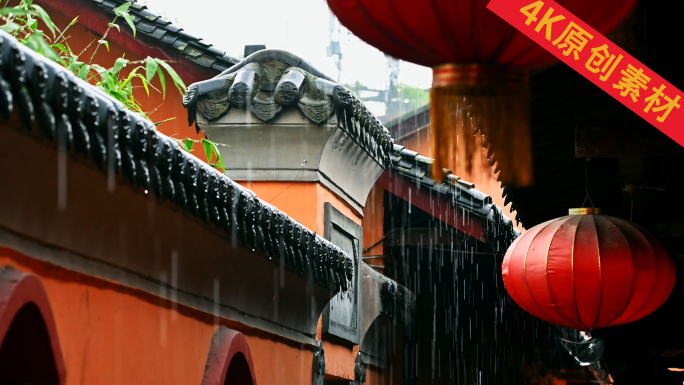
[114,2,135,37]
[2,0,222,171]
[202,138,225,173]
[171,137,227,174]
[1,0,187,120]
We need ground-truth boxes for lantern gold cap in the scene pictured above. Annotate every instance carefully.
[569,208,602,215]
[432,63,527,88]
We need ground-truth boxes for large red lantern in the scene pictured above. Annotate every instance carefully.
[502,209,676,330]
[326,0,637,186]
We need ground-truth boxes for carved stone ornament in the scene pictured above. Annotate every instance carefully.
[312,340,326,385]
[251,91,281,122]
[354,352,366,385]
[322,203,363,344]
[182,50,396,215]
[183,50,394,165]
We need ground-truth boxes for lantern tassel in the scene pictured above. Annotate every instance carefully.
[430,64,534,187]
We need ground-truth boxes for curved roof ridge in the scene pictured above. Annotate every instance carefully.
[183,50,396,164]
[91,0,239,71]
[387,143,520,239]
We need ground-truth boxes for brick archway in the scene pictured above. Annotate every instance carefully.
[202,327,257,385]
[0,268,66,385]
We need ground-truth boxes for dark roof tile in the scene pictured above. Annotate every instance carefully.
[188,40,211,49]
[148,27,166,40]
[211,62,230,72]
[397,160,413,169]
[160,34,177,45]
[178,30,200,41]
[138,9,160,22]
[399,148,419,158]
[87,0,237,71]
[184,46,204,58]
[135,21,156,34]
[220,54,240,64]
[207,46,225,56]
[420,174,435,187]
[186,54,216,67]
[164,24,182,33]
[172,40,188,50]
[0,32,349,293]
[155,18,172,26]
[101,0,117,9]
[387,145,518,239]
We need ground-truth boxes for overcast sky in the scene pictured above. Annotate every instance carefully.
[141,0,432,95]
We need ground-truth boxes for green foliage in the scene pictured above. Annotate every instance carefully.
[171,137,195,153]
[114,2,135,37]
[1,0,185,120]
[171,137,228,173]
[1,0,225,173]
[202,138,225,173]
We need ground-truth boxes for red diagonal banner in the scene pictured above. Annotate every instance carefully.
[487,0,684,147]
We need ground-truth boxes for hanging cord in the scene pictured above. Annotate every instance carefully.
[581,158,595,208]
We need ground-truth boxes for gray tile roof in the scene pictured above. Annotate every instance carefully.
[87,0,518,244]
[0,30,351,293]
[91,0,239,72]
[388,144,520,242]
[183,48,517,243]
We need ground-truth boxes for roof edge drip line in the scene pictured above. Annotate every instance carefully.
[0,30,354,294]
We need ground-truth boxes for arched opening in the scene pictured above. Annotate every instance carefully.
[202,327,257,385]
[0,303,61,384]
[0,268,66,385]
[225,352,253,385]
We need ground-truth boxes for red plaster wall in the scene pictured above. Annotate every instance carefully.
[0,248,313,385]
[3,3,383,382]
[237,181,362,235]
[362,185,385,267]
[239,183,364,382]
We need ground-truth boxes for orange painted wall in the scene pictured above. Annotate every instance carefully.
[366,365,388,385]
[315,317,357,381]
[30,1,211,163]
[239,181,320,231]
[236,181,364,383]
[1,247,314,385]
[316,184,363,228]
[397,125,524,231]
[241,179,371,383]
[238,181,362,235]
[362,185,384,267]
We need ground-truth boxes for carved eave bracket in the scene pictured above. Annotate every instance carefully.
[354,352,367,385]
[359,263,416,368]
[184,51,393,164]
[312,340,326,385]
[183,50,395,215]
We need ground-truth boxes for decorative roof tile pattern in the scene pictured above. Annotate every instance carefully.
[91,0,239,72]
[0,31,352,293]
[388,144,520,245]
[183,51,517,246]
[183,50,395,165]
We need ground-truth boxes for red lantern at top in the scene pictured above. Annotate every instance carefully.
[502,209,676,330]
[326,0,637,186]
